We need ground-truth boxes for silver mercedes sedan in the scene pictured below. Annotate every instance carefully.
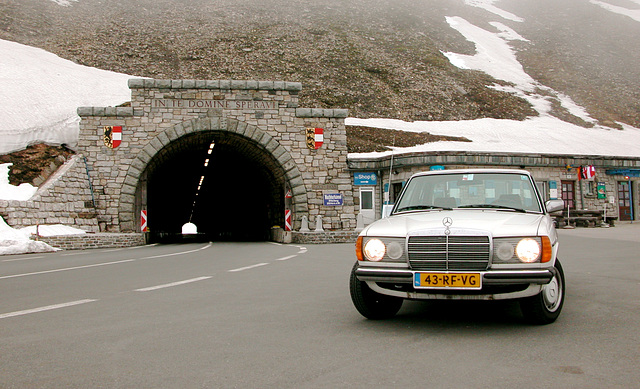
[350,168,566,324]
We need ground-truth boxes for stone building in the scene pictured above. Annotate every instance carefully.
[2,79,357,244]
[349,151,640,226]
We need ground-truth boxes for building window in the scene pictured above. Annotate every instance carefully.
[360,188,374,210]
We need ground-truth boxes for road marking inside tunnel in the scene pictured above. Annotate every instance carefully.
[228,263,269,272]
[134,276,212,292]
[0,299,97,320]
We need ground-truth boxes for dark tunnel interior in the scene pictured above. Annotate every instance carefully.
[143,131,285,242]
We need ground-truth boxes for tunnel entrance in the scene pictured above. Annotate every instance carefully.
[140,130,286,243]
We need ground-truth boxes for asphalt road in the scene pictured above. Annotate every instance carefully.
[1,225,639,388]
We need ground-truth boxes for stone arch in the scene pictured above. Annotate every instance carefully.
[118,115,308,233]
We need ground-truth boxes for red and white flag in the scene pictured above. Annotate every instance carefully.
[581,165,596,180]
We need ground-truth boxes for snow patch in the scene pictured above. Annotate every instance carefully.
[463,0,524,22]
[590,0,640,22]
[49,0,79,7]
[0,216,58,255]
[0,163,37,201]
[0,39,134,154]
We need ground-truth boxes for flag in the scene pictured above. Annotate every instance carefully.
[581,165,596,180]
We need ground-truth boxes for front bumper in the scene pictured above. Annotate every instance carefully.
[355,266,554,300]
[355,267,554,285]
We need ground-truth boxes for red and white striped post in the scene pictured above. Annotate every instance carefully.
[141,210,148,232]
[284,209,292,232]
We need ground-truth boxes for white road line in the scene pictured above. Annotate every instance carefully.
[228,263,269,272]
[61,251,86,256]
[0,299,97,320]
[134,276,212,292]
[100,244,158,253]
[0,258,136,280]
[140,242,212,259]
[2,256,45,262]
[275,255,296,261]
[0,243,212,280]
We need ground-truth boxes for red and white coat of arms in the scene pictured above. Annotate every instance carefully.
[103,126,122,148]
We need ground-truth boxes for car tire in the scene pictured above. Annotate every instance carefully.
[520,259,565,325]
[350,262,403,320]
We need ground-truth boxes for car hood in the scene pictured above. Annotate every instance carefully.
[362,210,545,237]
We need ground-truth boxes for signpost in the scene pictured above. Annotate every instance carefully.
[354,172,377,186]
[323,193,343,206]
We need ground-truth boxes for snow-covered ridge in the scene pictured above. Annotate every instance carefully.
[350,2,640,159]
[49,0,79,7]
[0,39,133,155]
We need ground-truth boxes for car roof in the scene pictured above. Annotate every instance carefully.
[410,168,532,178]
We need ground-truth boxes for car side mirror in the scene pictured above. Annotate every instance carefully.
[545,199,565,213]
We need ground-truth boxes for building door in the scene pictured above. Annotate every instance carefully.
[618,181,633,221]
[561,181,575,210]
[359,187,375,225]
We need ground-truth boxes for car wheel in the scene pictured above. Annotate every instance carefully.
[520,259,565,325]
[350,262,403,320]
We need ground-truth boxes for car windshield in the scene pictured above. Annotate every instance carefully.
[394,172,542,214]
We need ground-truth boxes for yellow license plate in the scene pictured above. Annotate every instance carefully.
[414,272,482,289]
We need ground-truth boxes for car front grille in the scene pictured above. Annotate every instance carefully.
[408,235,491,271]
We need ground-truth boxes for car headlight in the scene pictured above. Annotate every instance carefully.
[495,241,515,261]
[492,237,549,264]
[364,238,386,261]
[386,241,404,260]
[515,238,541,263]
[357,237,406,262]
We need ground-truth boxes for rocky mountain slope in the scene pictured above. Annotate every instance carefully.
[1,0,538,123]
[1,0,639,184]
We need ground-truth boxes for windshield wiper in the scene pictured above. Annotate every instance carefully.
[396,205,453,212]
[458,204,528,213]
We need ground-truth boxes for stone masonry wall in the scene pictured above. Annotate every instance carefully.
[1,155,100,231]
[75,79,356,233]
[39,233,145,250]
